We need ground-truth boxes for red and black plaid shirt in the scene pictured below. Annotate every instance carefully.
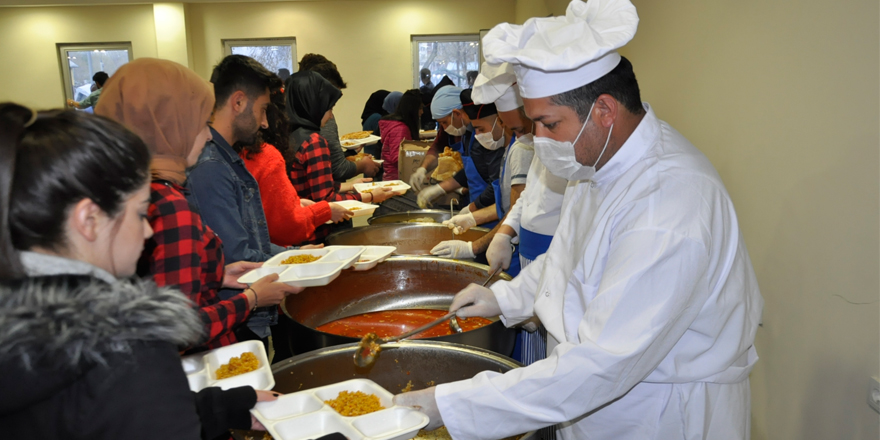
[289,132,361,203]
[139,181,250,352]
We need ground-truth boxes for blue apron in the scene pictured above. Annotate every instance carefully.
[450,130,484,207]
[490,136,519,275]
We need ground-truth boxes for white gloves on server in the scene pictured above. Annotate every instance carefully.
[486,232,514,274]
[393,387,443,431]
[430,240,474,259]
[409,167,428,192]
[442,211,476,235]
[449,283,501,318]
[417,184,446,208]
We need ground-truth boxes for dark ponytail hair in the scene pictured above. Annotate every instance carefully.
[0,103,151,280]
[381,89,422,140]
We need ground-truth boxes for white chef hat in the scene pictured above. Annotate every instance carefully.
[483,0,639,99]
[472,62,523,112]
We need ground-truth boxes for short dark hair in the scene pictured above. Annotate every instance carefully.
[466,71,478,81]
[420,68,431,79]
[381,89,422,140]
[210,55,276,110]
[93,71,109,87]
[308,62,347,89]
[551,56,644,121]
[299,53,330,72]
[0,104,151,280]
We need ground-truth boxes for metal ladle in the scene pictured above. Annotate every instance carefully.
[354,311,460,368]
[352,268,500,367]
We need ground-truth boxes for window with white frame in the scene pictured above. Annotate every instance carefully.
[412,35,480,90]
[223,38,297,79]
[58,43,132,104]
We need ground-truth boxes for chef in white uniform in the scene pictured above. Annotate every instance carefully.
[393,1,764,439]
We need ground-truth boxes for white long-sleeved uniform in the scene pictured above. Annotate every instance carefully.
[502,148,567,240]
[436,104,763,440]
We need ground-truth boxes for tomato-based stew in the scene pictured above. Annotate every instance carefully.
[317,309,493,339]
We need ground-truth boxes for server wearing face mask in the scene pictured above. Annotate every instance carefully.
[430,64,534,277]
[415,87,505,214]
[394,0,762,438]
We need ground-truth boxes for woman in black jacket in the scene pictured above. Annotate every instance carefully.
[0,104,295,440]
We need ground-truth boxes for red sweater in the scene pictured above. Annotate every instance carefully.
[241,144,332,246]
[378,119,411,181]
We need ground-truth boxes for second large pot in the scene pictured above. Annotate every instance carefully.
[281,256,516,357]
[325,223,489,256]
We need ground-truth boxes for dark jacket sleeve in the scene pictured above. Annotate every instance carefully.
[194,386,257,440]
[321,117,358,181]
[475,183,496,210]
[80,342,202,440]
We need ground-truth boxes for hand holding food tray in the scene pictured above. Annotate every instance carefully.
[237,247,366,288]
[340,133,381,151]
[325,200,378,224]
[181,340,275,392]
[250,378,429,440]
[354,180,411,196]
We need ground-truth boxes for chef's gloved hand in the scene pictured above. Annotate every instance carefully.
[430,240,475,259]
[394,387,443,431]
[449,283,501,318]
[417,184,446,208]
[442,212,476,235]
[458,204,472,215]
[486,232,514,274]
[409,167,428,192]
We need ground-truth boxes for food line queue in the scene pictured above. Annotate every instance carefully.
[0,0,762,439]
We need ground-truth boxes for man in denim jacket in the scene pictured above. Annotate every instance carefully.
[187,55,286,349]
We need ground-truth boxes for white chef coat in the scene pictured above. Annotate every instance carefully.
[435,103,763,440]
[502,150,568,237]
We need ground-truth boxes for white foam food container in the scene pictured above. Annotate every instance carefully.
[341,134,381,150]
[327,200,379,224]
[181,340,275,392]
[251,378,428,440]
[354,180,411,196]
[238,246,366,288]
[352,246,397,271]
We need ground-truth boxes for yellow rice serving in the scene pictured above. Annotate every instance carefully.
[281,254,321,264]
[215,352,259,379]
[324,390,385,417]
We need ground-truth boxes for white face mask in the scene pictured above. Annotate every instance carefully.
[444,112,468,136]
[533,101,613,181]
[474,117,505,150]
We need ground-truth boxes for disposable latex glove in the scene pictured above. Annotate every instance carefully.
[449,283,501,318]
[409,167,428,191]
[417,184,446,208]
[486,232,514,274]
[458,205,472,215]
[393,387,443,431]
[430,240,475,259]
[442,212,476,235]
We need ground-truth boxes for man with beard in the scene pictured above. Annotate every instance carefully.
[186,55,290,347]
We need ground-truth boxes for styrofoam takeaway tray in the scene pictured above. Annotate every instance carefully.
[353,180,411,196]
[237,246,365,288]
[327,200,379,224]
[341,134,381,150]
[181,340,275,392]
[251,378,429,440]
[352,246,397,271]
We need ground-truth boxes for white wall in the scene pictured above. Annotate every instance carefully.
[619,1,880,438]
[0,4,158,108]
[186,0,516,136]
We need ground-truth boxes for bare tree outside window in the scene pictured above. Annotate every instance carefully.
[413,35,480,89]
[224,38,297,78]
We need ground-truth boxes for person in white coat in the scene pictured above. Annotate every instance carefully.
[393,1,764,439]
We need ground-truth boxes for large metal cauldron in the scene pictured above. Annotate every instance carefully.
[269,341,535,440]
[281,256,516,357]
[325,223,489,255]
[367,209,451,225]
